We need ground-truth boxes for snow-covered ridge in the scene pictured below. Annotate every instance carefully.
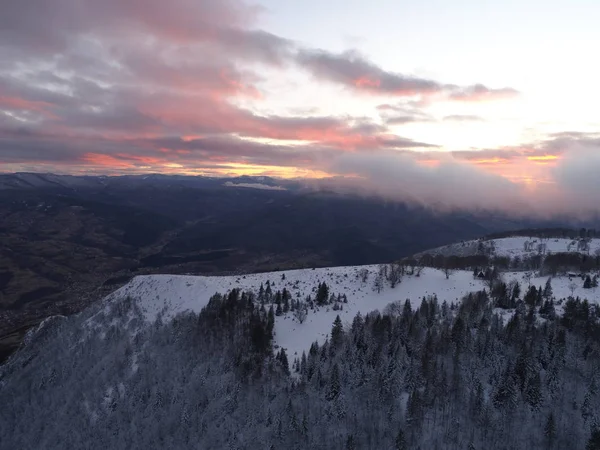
[419,236,600,259]
[107,266,486,357]
[104,263,600,359]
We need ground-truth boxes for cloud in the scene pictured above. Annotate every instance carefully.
[324,150,526,212]
[296,50,441,96]
[447,84,519,102]
[295,50,518,101]
[443,115,484,122]
[307,132,600,218]
[385,116,424,125]
[7,0,586,219]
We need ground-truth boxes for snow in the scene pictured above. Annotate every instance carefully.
[102,248,600,363]
[425,235,600,258]
[492,237,600,257]
[107,266,489,359]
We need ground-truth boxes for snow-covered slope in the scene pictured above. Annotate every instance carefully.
[107,266,486,358]
[421,235,600,258]
[105,263,600,359]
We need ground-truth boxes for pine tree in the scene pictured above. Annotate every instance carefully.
[267,306,275,338]
[525,372,542,411]
[524,285,538,307]
[331,315,344,349]
[544,412,556,448]
[406,389,422,427]
[345,435,356,450]
[395,429,407,450]
[265,281,272,300]
[543,277,553,300]
[584,275,593,289]
[278,349,290,375]
[587,427,600,450]
[326,363,341,401]
[316,282,329,305]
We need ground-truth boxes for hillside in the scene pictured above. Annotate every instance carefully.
[2,174,560,363]
[105,261,600,359]
[422,235,600,258]
[5,236,600,448]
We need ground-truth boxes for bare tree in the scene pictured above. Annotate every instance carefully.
[443,261,454,280]
[388,263,402,288]
[373,268,385,293]
[415,258,425,277]
[357,268,369,284]
[569,281,577,297]
[294,306,307,324]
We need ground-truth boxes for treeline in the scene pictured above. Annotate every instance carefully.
[5,287,600,448]
[485,227,599,240]
[404,252,600,276]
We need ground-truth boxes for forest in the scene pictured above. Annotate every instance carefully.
[3,279,600,449]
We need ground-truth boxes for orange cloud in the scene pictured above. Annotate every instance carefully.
[82,153,133,168]
[0,94,53,116]
[527,154,560,161]
[415,159,441,168]
[470,158,510,165]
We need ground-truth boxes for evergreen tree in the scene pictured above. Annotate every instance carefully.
[525,372,543,411]
[544,412,556,448]
[316,282,329,305]
[524,285,538,307]
[331,315,344,349]
[326,363,341,401]
[584,275,593,289]
[345,435,356,450]
[543,277,553,300]
[267,306,275,338]
[587,427,600,450]
[278,349,290,375]
[395,429,407,450]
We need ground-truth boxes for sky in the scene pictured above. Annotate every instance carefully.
[1,0,600,215]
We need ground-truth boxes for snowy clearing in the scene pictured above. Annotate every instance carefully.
[421,235,600,258]
[106,263,600,359]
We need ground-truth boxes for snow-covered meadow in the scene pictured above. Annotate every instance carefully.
[423,235,600,258]
[106,256,600,359]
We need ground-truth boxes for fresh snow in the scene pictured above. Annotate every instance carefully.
[105,261,600,360]
[492,237,600,257]
[422,235,600,258]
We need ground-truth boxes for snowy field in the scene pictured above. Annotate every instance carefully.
[106,263,600,359]
[422,236,600,258]
[493,237,600,257]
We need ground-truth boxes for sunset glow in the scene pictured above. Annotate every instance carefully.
[1,0,600,211]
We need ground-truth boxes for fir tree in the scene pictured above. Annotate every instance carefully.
[395,429,407,450]
[543,277,553,300]
[544,412,556,448]
[331,315,344,349]
[587,427,600,450]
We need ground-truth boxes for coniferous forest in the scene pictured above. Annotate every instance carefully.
[3,286,600,449]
